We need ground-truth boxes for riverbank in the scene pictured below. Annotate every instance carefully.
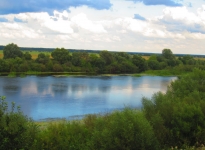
[0,69,187,77]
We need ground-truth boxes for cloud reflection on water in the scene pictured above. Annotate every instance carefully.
[0,75,177,120]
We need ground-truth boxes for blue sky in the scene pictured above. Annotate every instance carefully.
[0,0,205,54]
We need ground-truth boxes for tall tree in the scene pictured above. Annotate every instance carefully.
[51,48,71,64]
[132,55,147,72]
[35,53,49,64]
[3,43,23,59]
[99,50,114,65]
[162,49,174,59]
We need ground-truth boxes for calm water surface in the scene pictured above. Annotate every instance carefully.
[0,75,177,121]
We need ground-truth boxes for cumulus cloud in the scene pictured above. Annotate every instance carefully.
[0,1,205,54]
[127,0,182,6]
[0,0,112,15]
[156,6,205,34]
[71,13,107,33]
[0,22,41,39]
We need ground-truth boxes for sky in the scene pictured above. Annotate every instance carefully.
[0,0,205,54]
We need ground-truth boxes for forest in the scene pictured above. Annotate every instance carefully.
[1,43,205,75]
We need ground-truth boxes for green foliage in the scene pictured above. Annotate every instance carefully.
[162,49,174,59]
[24,52,32,60]
[132,55,148,72]
[51,48,71,64]
[36,53,50,64]
[8,72,17,77]
[142,69,205,148]
[1,43,205,75]
[86,109,158,150]
[0,59,10,72]
[53,64,63,72]
[0,96,38,150]
[3,43,23,59]
[35,109,158,150]
[100,50,114,66]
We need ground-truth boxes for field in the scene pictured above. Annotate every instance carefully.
[0,50,51,59]
[141,55,150,60]
[28,51,52,59]
[0,50,3,59]
[1,50,205,61]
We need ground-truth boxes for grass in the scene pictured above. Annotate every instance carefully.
[137,69,190,77]
[142,55,150,60]
[0,50,52,59]
[26,51,51,59]
[7,72,17,77]
[0,50,3,59]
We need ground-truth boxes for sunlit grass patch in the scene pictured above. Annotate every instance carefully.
[0,50,3,59]
[8,72,17,77]
[26,51,51,59]
[142,55,150,60]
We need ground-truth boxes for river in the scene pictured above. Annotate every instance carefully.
[0,75,177,121]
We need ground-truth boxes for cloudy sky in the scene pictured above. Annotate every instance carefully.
[0,0,205,54]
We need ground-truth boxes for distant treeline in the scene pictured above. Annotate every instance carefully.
[1,45,204,57]
[1,43,205,74]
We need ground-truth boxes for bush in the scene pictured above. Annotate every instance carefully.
[0,96,38,150]
[86,109,159,150]
[142,69,205,148]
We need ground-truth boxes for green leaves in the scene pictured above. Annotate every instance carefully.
[142,69,205,148]
[3,43,23,59]
[51,48,70,64]
[0,96,38,150]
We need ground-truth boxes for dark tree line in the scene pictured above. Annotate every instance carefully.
[1,43,205,74]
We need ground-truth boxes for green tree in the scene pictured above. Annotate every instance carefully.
[71,52,82,66]
[23,52,32,60]
[162,49,174,59]
[142,69,205,148]
[35,53,49,64]
[0,59,10,72]
[53,64,63,72]
[51,48,71,64]
[3,43,23,59]
[0,96,38,150]
[132,55,147,72]
[100,50,114,65]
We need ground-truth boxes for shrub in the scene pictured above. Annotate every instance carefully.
[142,69,205,148]
[0,96,38,150]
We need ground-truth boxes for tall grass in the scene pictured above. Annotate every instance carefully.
[8,72,17,77]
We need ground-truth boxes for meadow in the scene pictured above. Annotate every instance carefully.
[0,50,3,59]
[0,50,51,59]
[23,50,52,59]
[1,49,204,61]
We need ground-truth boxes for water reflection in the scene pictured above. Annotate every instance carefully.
[0,75,177,121]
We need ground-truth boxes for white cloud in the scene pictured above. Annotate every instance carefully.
[0,1,205,54]
[156,6,205,36]
[71,13,107,33]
